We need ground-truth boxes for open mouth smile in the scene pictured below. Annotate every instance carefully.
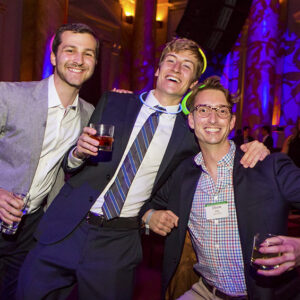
[68,67,85,73]
[166,75,180,83]
[205,127,221,133]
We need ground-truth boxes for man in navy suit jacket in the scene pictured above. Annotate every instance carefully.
[17,40,269,300]
[142,77,300,300]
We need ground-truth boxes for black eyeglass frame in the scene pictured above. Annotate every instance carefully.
[191,104,232,119]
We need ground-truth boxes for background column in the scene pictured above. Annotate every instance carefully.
[243,0,280,135]
[131,0,157,93]
[20,0,68,81]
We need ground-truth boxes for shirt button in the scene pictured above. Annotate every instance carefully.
[214,196,218,201]
[214,220,219,225]
[215,244,220,249]
[106,174,111,181]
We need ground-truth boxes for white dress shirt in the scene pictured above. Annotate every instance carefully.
[89,91,179,217]
[28,75,81,213]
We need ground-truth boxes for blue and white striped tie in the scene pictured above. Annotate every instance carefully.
[102,107,164,219]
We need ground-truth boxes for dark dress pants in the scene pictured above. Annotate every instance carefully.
[0,208,44,300]
[17,219,143,300]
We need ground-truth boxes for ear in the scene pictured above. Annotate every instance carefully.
[155,68,159,77]
[230,115,236,131]
[189,79,198,90]
[50,52,56,67]
[188,113,195,130]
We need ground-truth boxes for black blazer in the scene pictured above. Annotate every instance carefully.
[35,92,199,244]
[143,150,300,300]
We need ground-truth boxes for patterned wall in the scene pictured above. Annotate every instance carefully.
[221,0,300,143]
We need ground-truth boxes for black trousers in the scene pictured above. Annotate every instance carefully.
[0,208,44,300]
[17,219,143,300]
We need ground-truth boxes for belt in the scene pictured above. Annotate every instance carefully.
[201,278,248,300]
[86,212,140,229]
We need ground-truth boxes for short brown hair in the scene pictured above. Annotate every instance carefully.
[186,76,240,111]
[159,38,206,81]
[52,23,99,58]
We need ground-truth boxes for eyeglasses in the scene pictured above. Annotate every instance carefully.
[191,104,232,119]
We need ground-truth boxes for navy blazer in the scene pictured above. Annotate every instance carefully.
[263,135,274,152]
[143,150,300,300]
[35,92,199,244]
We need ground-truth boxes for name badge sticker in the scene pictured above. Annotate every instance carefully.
[205,202,228,220]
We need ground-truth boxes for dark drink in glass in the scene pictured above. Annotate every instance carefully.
[89,124,114,152]
[91,135,113,151]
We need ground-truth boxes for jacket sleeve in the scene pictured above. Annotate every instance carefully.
[273,153,300,208]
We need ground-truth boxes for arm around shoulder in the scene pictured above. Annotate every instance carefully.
[273,152,300,205]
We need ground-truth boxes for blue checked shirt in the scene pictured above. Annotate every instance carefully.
[188,141,247,296]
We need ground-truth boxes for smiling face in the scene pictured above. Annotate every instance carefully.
[188,89,236,150]
[51,31,97,91]
[154,50,199,106]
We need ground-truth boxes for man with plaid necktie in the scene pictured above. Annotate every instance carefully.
[18,39,269,300]
[142,76,300,300]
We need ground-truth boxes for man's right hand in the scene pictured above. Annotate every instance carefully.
[73,126,100,159]
[0,188,23,224]
[142,209,179,236]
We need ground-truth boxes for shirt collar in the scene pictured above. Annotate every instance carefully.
[48,75,79,110]
[194,140,236,169]
[145,90,180,114]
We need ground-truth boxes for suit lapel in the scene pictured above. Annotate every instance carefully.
[78,98,88,129]
[178,161,201,246]
[233,150,258,270]
[121,94,142,152]
[32,78,49,124]
[155,113,189,184]
[25,78,49,187]
[30,78,49,155]
[113,94,143,165]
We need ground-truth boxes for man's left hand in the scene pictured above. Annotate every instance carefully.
[240,140,270,168]
[255,236,300,276]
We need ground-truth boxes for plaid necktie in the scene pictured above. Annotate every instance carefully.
[102,107,164,219]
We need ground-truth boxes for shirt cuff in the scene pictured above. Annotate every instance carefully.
[67,147,85,169]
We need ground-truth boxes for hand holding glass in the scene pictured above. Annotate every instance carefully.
[89,123,114,151]
[1,190,30,235]
[251,233,282,270]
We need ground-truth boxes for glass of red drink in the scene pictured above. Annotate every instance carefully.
[89,123,115,151]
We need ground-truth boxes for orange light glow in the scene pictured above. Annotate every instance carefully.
[156,1,169,22]
[272,96,281,126]
[120,0,135,17]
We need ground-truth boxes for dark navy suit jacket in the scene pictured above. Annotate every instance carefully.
[35,92,199,244]
[142,150,300,300]
[263,135,274,152]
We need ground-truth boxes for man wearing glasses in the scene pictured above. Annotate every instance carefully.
[142,76,300,300]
